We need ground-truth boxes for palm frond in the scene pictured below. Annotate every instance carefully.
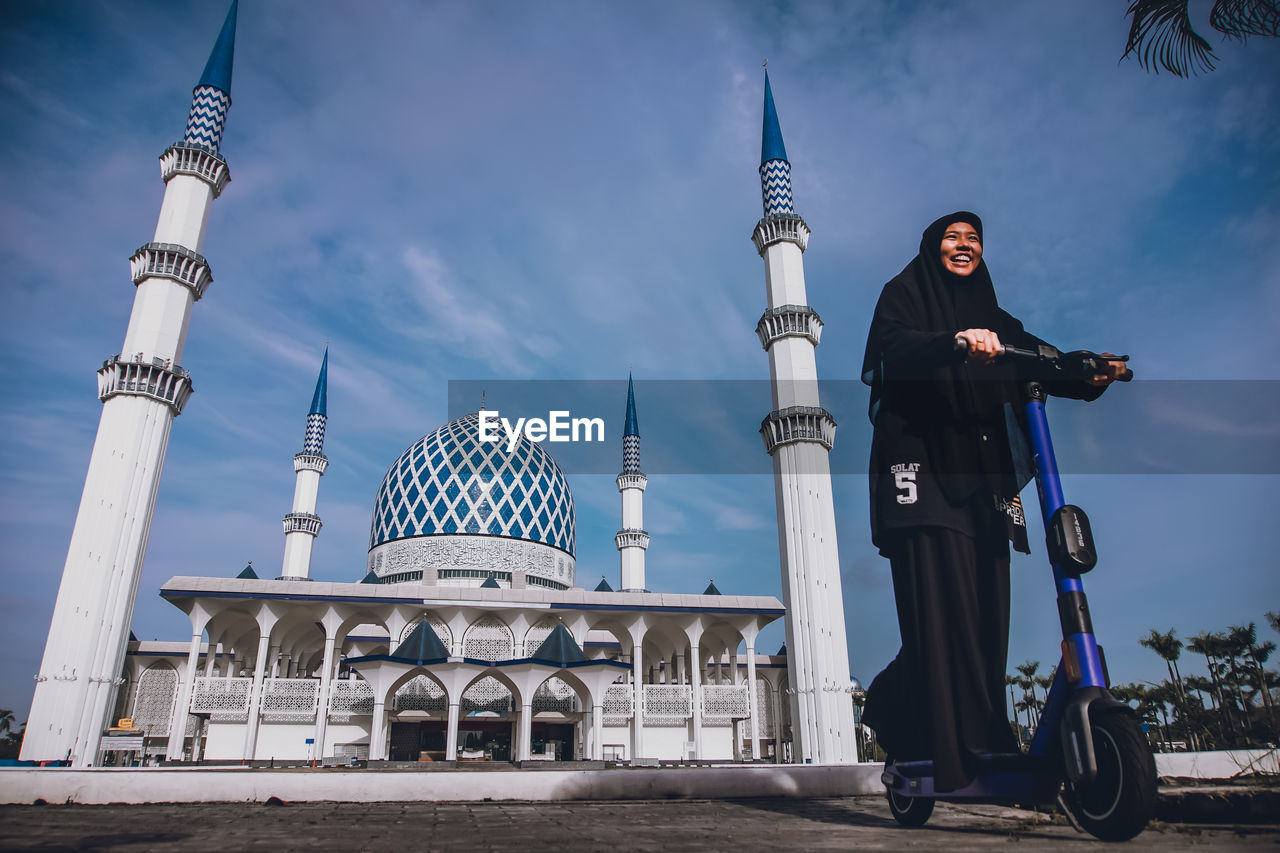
[1124,0,1217,76]
[1209,0,1280,40]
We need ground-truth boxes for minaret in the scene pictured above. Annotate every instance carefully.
[280,349,329,580]
[22,2,239,765]
[615,373,649,592]
[752,71,857,764]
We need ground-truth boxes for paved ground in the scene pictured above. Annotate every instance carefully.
[1,797,1277,852]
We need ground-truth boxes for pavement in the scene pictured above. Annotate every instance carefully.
[1,796,1277,852]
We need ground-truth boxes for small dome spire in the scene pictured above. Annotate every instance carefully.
[529,623,588,666]
[761,71,789,166]
[624,372,640,438]
[198,1,238,96]
[309,347,329,417]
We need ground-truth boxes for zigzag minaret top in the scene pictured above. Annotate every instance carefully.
[759,71,794,217]
[184,0,238,155]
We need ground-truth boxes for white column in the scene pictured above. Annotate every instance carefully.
[773,680,785,763]
[241,633,271,761]
[690,643,703,760]
[517,703,533,762]
[445,702,460,761]
[591,703,604,760]
[369,700,387,760]
[164,630,204,761]
[631,645,644,761]
[746,644,760,762]
[312,634,338,762]
[203,640,218,677]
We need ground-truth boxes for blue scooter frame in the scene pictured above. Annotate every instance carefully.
[880,343,1156,841]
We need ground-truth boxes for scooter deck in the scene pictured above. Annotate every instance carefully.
[883,754,1062,803]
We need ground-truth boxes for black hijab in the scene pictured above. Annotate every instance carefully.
[861,211,1024,504]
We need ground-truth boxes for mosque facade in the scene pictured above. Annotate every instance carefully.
[22,4,856,767]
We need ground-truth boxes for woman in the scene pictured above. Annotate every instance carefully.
[859,211,1122,791]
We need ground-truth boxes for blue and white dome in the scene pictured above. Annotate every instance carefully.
[367,412,576,588]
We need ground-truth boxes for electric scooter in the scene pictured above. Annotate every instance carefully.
[880,341,1157,842]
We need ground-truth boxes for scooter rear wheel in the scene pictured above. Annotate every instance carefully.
[886,787,935,828]
[1061,714,1157,841]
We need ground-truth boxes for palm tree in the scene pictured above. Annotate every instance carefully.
[1016,660,1042,726]
[0,709,13,738]
[1139,628,1199,747]
[1189,630,1237,740]
[1005,674,1025,748]
[1113,682,1160,747]
[1124,0,1280,76]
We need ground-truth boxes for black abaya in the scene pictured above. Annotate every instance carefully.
[860,212,1103,792]
[863,525,1021,792]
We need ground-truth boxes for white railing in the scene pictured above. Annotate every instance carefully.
[603,683,633,727]
[98,355,193,415]
[190,676,252,720]
[752,213,810,255]
[756,304,823,349]
[701,684,750,727]
[759,406,837,454]
[261,678,320,722]
[329,679,374,721]
[643,684,691,726]
[129,242,212,299]
[160,142,231,196]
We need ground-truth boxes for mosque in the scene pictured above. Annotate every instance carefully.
[21,3,858,768]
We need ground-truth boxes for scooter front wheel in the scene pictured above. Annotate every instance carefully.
[1061,714,1157,841]
[886,787,935,828]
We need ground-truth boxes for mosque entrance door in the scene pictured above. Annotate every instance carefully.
[530,722,575,761]
[457,718,513,762]
[388,721,447,761]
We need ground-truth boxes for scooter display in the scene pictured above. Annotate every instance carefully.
[880,341,1157,842]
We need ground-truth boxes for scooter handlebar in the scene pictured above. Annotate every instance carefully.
[953,335,1134,382]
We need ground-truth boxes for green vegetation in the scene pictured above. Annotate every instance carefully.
[1009,611,1279,751]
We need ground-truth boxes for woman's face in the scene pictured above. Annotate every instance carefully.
[939,221,982,276]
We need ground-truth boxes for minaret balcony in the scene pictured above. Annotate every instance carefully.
[130,243,213,301]
[97,354,193,416]
[760,406,837,454]
[282,512,322,536]
[293,452,330,475]
[615,528,650,550]
[752,214,810,256]
[160,143,231,197]
[756,304,823,350]
[616,472,648,492]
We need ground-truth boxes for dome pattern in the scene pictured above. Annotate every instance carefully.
[369,412,575,556]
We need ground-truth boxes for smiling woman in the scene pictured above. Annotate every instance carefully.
[858,210,1123,792]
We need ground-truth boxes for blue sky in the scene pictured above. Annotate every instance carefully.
[1,1,1277,720]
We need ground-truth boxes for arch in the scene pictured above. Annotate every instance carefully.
[392,671,449,712]
[131,662,178,737]
[459,669,522,716]
[400,611,452,648]
[532,672,587,715]
[522,617,559,657]
[462,615,515,662]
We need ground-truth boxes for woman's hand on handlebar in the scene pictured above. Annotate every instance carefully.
[1087,353,1129,387]
[955,328,1002,364]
